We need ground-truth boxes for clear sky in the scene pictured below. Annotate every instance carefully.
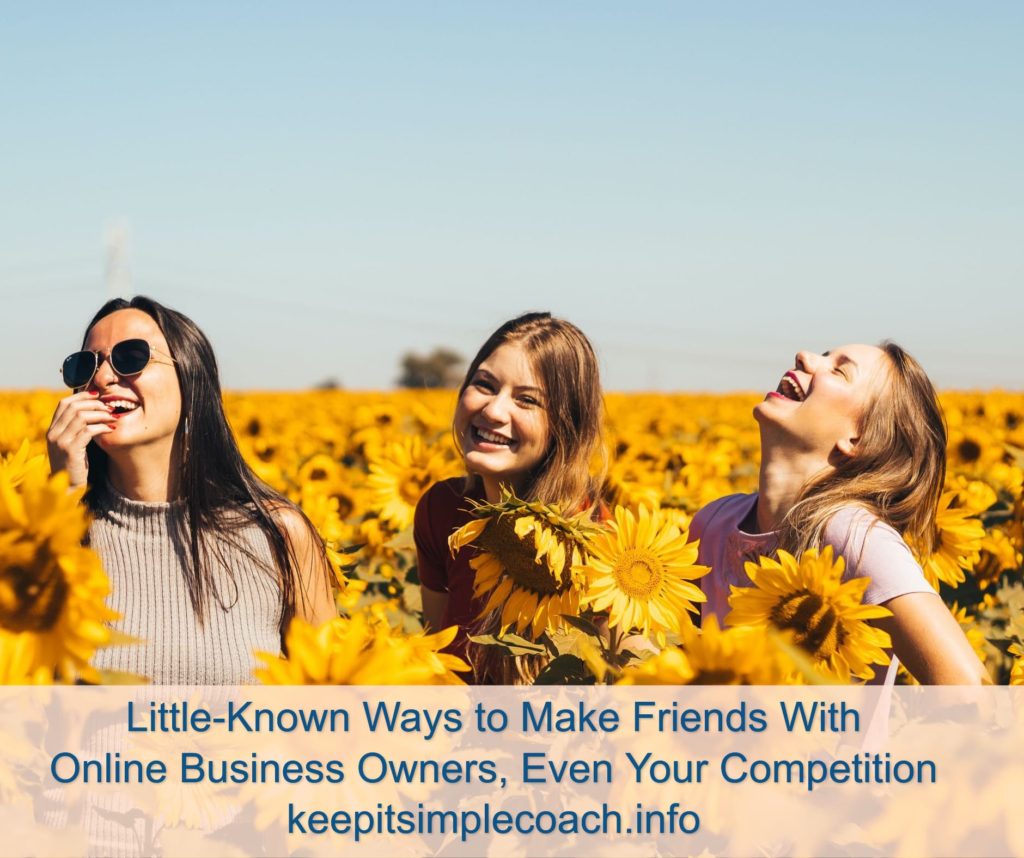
[1,2,1021,392]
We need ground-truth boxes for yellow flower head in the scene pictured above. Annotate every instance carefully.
[577,504,708,644]
[0,463,118,683]
[949,602,990,669]
[616,617,798,685]
[1009,643,1024,687]
[255,613,468,685]
[0,440,48,487]
[366,436,460,532]
[727,546,892,683]
[448,490,598,639]
[908,490,985,590]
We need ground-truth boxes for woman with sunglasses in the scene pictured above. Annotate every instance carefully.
[47,296,336,684]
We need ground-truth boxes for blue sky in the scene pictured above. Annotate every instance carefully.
[1,3,1021,391]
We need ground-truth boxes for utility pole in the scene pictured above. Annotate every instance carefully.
[105,220,131,298]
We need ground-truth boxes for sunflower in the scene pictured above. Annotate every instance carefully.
[0,440,46,487]
[366,436,460,531]
[975,527,1022,587]
[448,490,598,638]
[255,613,468,684]
[726,546,892,683]
[909,490,985,590]
[576,504,708,644]
[294,484,358,589]
[0,463,119,683]
[950,602,991,668]
[1010,643,1024,686]
[616,617,797,685]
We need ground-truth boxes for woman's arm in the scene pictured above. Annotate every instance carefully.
[827,508,990,685]
[420,586,449,633]
[413,483,453,633]
[875,592,990,685]
[275,506,337,626]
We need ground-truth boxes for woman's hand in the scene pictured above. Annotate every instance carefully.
[46,391,115,488]
[876,592,992,685]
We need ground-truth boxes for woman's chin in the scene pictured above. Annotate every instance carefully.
[464,450,508,474]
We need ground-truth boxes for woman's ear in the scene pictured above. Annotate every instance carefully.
[836,435,859,459]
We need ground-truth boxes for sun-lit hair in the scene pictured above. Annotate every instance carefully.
[456,312,606,516]
[778,341,947,557]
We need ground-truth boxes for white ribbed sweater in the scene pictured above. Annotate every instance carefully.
[89,489,282,684]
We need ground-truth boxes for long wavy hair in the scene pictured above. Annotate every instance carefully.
[82,296,328,640]
[777,341,947,556]
[456,312,607,515]
[455,312,606,683]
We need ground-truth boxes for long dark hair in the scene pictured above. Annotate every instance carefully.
[83,296,327,639]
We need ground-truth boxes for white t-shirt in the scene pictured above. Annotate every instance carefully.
[689,492,936,684]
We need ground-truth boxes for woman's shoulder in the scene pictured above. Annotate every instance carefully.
[690,492,757,539]
[824,505,934,602]
[419,476,470,506]
[824,505,905,551]
[415,477,479,533]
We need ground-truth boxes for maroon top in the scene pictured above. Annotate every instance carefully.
[414,478,487,674]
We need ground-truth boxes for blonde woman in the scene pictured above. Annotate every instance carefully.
[690,342,988,684]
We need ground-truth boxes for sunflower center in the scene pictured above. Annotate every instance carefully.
[957,439,982,463]
[0,545,69,633]
[478,516,565,596]
[612,548,664,600]
[769,590,846,659]
[690,668,741,685]
[333,492,355,520]
[400,470,431,506]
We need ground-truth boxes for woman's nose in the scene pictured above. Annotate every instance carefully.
[481,393,510,423]
[795,351,822,373]
[91,354,119,388]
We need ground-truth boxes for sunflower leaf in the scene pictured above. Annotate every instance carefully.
[469,634,547,656]
[385,526,416,551]
[534,654,595,685]
[560,614,603,639]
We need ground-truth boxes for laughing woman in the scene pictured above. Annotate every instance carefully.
[690,342,989,685]
[46,296,335,684]
[414,312,605,682]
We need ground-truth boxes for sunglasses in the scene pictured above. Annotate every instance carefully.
[61,339,176,389]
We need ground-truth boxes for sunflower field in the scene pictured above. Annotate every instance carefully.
[1,389,1022,686]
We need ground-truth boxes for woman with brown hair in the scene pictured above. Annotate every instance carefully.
[414,312,606,681]
[690,342,988,684]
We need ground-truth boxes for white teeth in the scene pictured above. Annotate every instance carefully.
[778,376,805,402]
[477,427,512,445]
[107,399,139,411]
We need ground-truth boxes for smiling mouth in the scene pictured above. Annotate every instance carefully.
[776,374,806,402]
[106,399,140,415]
[471,425,515,447]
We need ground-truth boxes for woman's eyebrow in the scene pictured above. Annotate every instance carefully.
[822,350,859,371]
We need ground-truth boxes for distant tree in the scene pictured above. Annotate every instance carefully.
[314,377,343,390]
[397,348,465,389]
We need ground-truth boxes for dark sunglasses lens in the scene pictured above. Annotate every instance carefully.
[111,339,151,375]
[62,352,97,388]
